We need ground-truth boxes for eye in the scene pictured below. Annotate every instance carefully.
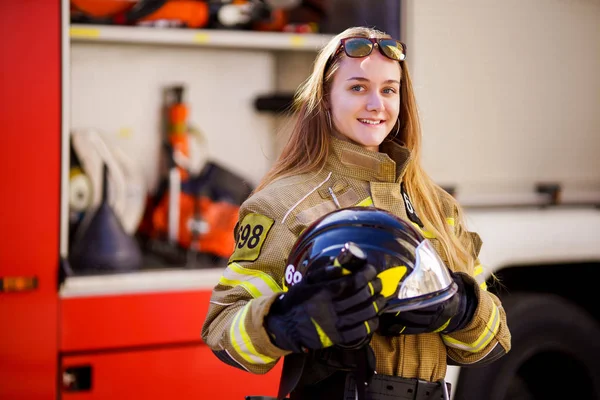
[350,85,365,92]
[383,87,398,94]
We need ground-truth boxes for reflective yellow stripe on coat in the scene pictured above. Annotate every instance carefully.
[473,264,488,291]
[219,262,282,298]
[229,302,277,365]
[441,302,501,352]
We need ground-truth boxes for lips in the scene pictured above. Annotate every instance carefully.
[358,118,385,125]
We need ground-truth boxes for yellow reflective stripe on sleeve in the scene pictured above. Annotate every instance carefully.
[474,264,484,276]
[355,197,374,207]
[473,264,488,291]
[219,276,262,298]
[219,262,282,299]
[442,302,500,352]
[364,321,371,335]
[311,319,334,348]
[229,302,277,365]
[228,262,282,293]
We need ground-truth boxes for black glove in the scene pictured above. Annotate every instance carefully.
[378,272,478,336]
[265,264,386,353]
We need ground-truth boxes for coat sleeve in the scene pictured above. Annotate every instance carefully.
[201,197,298,374]
[442,209,512,367]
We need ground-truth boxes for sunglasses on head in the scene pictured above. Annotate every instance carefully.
[334,37,407,62]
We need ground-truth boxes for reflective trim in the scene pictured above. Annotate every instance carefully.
[209,300,235,306]
[446,217,455,226]
[442,302,500,352]
[219,276,262,298]
[219,262,282,299]
[229,302,277,365]
[473,264,488,291]
[355,196,374,207]
[447,342,502,366]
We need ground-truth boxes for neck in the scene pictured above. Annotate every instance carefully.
[329,130,380,153]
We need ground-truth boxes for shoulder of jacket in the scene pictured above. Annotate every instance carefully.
[240,172,330,222]
[433,185,460,219]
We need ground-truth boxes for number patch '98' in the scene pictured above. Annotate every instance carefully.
[230,213,274,262]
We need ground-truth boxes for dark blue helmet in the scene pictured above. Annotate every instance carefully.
[284,207,457,313]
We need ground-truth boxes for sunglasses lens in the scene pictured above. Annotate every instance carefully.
[380,40,406,61]
[344,38,373,58]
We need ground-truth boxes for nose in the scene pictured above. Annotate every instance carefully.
[366,91,384,112]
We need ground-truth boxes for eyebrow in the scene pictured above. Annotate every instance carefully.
[346,77,400,85]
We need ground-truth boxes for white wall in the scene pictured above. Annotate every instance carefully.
[71,43,280,192]
[402,0,600,195]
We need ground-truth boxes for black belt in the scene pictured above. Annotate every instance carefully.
[344,374,451,400]
[245,374,451,400]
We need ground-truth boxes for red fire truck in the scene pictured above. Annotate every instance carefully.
[1,2,280,399]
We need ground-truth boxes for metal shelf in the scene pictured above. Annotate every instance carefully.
[70,24,335,51]
[60,268,224,298]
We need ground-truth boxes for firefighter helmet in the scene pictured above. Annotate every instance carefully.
[284,207,457,313]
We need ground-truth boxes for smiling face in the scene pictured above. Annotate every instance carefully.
[328,50,401,151]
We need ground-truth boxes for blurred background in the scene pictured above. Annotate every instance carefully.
[1,0,599,399]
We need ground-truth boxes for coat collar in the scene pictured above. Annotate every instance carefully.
[326,136,412,183]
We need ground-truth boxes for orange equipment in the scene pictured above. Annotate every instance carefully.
[71,0,209,28]
[151,193,239,258]
[166,86,191,181]
[138,0,209,28]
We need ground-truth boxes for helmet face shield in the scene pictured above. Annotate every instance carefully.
[385,240,457,313]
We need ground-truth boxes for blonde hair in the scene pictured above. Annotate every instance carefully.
[255,27,475,274]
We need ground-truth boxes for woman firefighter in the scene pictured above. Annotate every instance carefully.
[201,26,511,400]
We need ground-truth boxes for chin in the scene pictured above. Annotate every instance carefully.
[354,134,387,149]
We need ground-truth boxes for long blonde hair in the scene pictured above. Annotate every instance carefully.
[255,27,475,274]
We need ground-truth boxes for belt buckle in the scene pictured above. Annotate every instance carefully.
[437,379,450,400]
[415,379,450,400]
